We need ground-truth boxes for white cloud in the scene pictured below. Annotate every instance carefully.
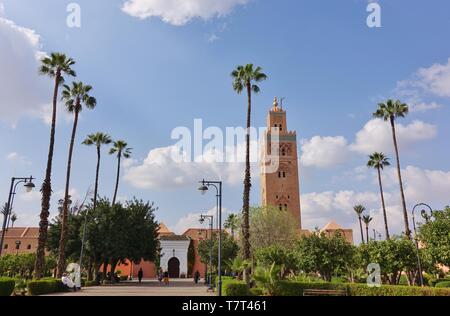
[300,136,351,168]
[414,57,450,98]
[0,17,52,126]
[350,119,437,155]
[409,101,443,112]
[396,57,450,112]
[122,0,250,26]
[208,34,219,43]
[301,164,450,242]
[170,207,231,235]
[6,152,31,165]
[384,166,450,205]
[123,145,248,190]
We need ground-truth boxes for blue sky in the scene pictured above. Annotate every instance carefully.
[1,0,449,242]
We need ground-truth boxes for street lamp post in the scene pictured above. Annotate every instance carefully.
[200,214,214,290]
[198,179,223,296]
[15,240,21,255]
[412,203,433,287]
[0,176,35,256]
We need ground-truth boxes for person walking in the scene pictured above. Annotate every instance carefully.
[138,268,143,284]
[194,271,200,284]
[163,271,169,286]
[158,268,163,285]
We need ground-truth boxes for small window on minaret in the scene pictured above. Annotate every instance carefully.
[282,149,286,156]
[284,204,288,210]
[279,124,283,131]
[283,172,286,178]
[279,204,283,211]
[278,172,281,178]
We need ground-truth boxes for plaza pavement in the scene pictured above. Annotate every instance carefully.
[45,279,215,296]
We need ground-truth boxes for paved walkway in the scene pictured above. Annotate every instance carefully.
[46,279,215,296]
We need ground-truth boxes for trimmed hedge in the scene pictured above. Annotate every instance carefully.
[349,283,450,296]
[430,278,450,287]
[272,281,450,296]
[223,280,251,296]
[84,280,98,287]
[435,281,450,288]
[0,277,15,296]
[274,281,347,296]
[27,278,67,296]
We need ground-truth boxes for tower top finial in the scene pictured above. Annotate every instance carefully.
[273,97,279,111]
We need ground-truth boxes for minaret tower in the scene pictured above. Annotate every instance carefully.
[260,97,302,228]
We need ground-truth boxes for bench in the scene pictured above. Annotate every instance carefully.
[303,289,347,296]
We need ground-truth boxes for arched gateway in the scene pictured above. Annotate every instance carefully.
[168,257,180,278]
[160,234,190,278]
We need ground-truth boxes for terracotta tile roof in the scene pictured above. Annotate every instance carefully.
[321,221,343,231]
[158,223,174,236]
[160,235,190,241]
[1,227,39,238]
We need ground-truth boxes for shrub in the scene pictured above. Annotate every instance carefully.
[273,281,347,296]
[331,276,348,284]
[27,279,66,296]
[348,283,450,296]
[0,277,15,296]
[223,281,251,296]
[435,281,450,288]
[430,278,450,287]
[271,281,450,296]
[14,278,27,296]
[84,280,98,287]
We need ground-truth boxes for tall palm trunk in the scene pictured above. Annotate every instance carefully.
[94,146,101,210]
[377,167,390,240]
[358,217,365,244]
[242,82,252,284]
[112,152,121,205]
[57,104,80,277]
[35,71,60,279]
[390,117,411,239]
[365,225,370,243]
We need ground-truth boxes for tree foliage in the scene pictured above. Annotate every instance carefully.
[249,206,298,252]
[47,197,159,278]
[295,232,355,282]
[198,232,239,273]
[419,207,450,269]
[357,238,417,285]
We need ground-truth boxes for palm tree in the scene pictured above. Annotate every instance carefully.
[82,133,112,212]
[35,53,76,279]
[10,214,17,228]
[373,99,411,239]
[224,213,240,239]
[362,215,373,243]
[109,141,132,206]
[56,82,97,277]
[367,152,391,240]
[231,64,267,282]
[353,205,366,244]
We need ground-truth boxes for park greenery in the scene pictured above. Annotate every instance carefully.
[47,198,159,281]
[220,206,450,296]
[0,52,448,298]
